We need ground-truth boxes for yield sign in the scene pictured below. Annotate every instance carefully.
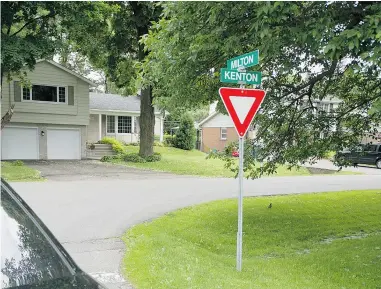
[219,87,266,137]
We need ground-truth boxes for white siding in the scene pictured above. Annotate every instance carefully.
[202,113,235,128]
[1,61,90,126]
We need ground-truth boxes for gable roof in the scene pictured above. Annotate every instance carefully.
[90,92,162,114]
[198,112,219,127]
[36,59,97,86]
[90,92,140,112]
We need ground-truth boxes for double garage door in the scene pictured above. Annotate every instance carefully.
[1,127,81,160]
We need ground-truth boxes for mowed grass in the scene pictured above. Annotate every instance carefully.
[112,146,335,177]
[122,190,381,289]
[1,161,44,182]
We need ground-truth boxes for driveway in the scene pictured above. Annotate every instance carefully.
[304,159,381,175]
[25,160,173,181]
[10,169,381,289]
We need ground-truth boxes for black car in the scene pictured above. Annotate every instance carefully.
[1,179,107,289]
[337,143,381,169]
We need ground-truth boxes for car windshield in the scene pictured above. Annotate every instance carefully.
[1,184,75,288]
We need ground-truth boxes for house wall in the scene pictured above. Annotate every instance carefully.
[1,61,90,126]
[202,113,234,128]
[4,122,87,159]
[201,127,238,152]
[87,113,163,144]
[154,116,163,137]
[87,114,101,143]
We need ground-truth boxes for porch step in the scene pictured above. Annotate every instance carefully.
[93,144,114,149]
[86,143,116,158]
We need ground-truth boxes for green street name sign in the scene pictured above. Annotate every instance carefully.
[227,50,259,70]
[220,68,262,85]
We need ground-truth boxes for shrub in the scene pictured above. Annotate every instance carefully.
[123,153,146,163]
[154,141,164,147]
[100,137,125,154]
[129,142,140,146]
[100,155,113,162]
[154,135,161,141]
[100,155,121,162]
[12,160,24,166]
[173,114,196,150]
[146,152,162,162]
[164,134,175,147]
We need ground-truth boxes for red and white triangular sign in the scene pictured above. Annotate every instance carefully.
[219,87,266,138]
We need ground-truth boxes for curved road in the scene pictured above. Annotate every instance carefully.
[12,174,381,289]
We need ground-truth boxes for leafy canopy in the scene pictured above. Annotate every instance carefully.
[144,1,381,177]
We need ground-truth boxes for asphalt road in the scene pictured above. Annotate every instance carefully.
[11,174,381,289]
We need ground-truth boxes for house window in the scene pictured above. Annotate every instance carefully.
[22,87,31,100]
[22,85,66,103]
[118,116,132,133]
[106,116,115,133]
[221,127,227,140]
[59,87,66,103]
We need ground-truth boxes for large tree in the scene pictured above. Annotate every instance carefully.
[65,2,162,157]
[0,2,109,127]
[144,1,381,177]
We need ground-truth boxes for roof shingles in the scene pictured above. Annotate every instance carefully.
[90,92,141,112]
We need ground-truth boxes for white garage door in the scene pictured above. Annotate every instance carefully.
[47,129,81,160]
[1,127,39,160]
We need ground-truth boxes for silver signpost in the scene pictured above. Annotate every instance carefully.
[237,135,244,271]
[219,50,266,272]
[237,83,245,271]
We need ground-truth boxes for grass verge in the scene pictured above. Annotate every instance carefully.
[122,190,381,289]
[1,161,44,182]
[110,146,358,177]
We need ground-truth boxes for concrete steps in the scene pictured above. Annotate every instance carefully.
[87,144,116,159]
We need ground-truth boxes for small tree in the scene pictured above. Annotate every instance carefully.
[174,114,196,150]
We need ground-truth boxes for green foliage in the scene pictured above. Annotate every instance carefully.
[99,137,125,154]
[143,1,381,178]
[128,142,140,146]
[123,153,147,163]
[145,152,162,162]
[173,114,196,150]
[12,160,24,166]
[100,155,113,162]
[163,134,175,147]
[1,2,111,82]
[153,141,164,147]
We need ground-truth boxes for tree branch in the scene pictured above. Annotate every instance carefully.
[10,12,56,37]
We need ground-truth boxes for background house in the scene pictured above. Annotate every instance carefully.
[87,92,164,144]
[1,60,165,161]
[1,60,94,160]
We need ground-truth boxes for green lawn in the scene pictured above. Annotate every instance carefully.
[122,190,381,289]
[1,161,44,182]
[111,146,355,177]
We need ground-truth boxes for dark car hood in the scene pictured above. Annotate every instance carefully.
[8,272,106,289]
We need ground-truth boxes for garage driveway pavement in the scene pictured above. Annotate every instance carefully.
[25,160,173,181]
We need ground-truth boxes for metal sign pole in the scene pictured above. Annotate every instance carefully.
[237,81,245,272]
[237,136,244,271]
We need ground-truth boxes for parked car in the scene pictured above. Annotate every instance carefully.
[1,179,107,289]
[336,143,381,169]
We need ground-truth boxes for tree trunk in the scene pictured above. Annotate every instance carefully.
[139,86,155,157]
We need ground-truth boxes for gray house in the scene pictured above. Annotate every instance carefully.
[1,60,165,160]
[1,60,95,160]
[87,92,164,144]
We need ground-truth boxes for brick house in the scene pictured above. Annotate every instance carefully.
[198,112,257,152]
